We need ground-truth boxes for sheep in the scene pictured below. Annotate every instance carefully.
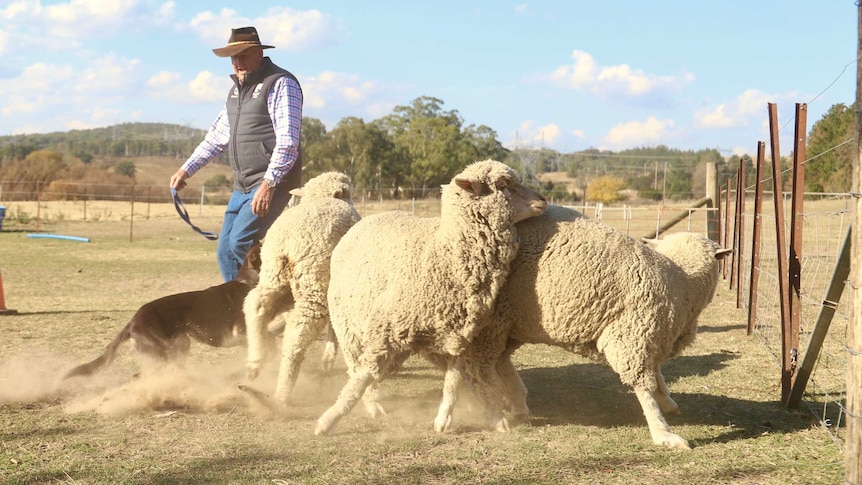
[314,159,548,436]
[459,209,730,450]
[243,171,361,405]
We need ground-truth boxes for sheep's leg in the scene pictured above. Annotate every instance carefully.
[634,387,691,450]
[466,358,510,433]
[244,286,283,380]
[320,322,339,373]
[315,368,375,436]
[654,365,680,415]
[360,381,386,418]
[496,347,530,423]
[599,329,688,449]
[273,308,326,405]
[433,358,462,432]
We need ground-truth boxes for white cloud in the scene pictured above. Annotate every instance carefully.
[303,70,378,110]
[602,116,680,148]
[147,70,229,103]
[572,129,586,140]
[0,0,174,57]
[148,70,182,88]
[696,104,734,128]
[190,6,343,53]
[2,0,175,40]
[188,71,229,102]
[694,88,796,129]
[550,50,694,101]
[0,56,146,133]
[76,55,141,93]
[506,120,561,148]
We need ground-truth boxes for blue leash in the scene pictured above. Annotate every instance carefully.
[171,188,219,240]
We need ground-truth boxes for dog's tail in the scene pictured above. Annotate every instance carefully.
[63,325,131,379]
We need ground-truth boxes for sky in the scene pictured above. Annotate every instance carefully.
[0,1,858,157]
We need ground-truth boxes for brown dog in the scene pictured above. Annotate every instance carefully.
[63,243,263,379]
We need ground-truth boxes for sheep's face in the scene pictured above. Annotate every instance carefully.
[506,178,547,223]
[452,160,547,224]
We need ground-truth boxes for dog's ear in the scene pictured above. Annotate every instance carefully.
[235,243,262,285]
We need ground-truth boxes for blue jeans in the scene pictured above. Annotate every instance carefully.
[217,187,291,282]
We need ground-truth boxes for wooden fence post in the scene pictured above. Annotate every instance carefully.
[736,160,746,308]
[767,102,793,404]
[747,142,766,335]
[845,3,862,480]
[706,161,720,242]
[785,102,807,403]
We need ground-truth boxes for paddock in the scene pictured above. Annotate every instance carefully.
[0,209,844,484]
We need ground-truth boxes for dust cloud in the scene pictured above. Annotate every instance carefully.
[0,344,495,434]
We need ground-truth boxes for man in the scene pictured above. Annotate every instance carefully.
[170,26,302,282]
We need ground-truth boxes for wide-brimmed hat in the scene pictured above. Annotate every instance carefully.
[212,26,274,57]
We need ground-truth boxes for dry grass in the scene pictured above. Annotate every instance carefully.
[0,206,846,484]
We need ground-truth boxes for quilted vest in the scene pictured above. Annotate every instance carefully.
[225,57,302,193]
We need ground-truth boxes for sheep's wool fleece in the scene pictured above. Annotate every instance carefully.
[259,191,360,291]
[501,209,722,389]
[296,171,354,201]
[327,160,526,377]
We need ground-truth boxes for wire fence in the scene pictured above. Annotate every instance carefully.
[0,179,718,239]
[733,190,851,448]
[722,101,853,450]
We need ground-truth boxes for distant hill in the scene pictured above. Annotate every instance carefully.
[0,122,207,143]
[0,122,210,160]
[123,156,234,191]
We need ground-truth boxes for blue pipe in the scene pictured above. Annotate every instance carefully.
[27,234,91,243]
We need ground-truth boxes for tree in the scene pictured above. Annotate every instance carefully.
[462,124,509,162]
[586,175,626,203]
[375,96,472,193]
[114,160,136,178]
[300,116,328,174]
[665,166,693,200]
[806,102,855,192]
[322,117,390,190]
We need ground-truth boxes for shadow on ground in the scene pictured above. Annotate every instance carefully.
[518,357,816,446]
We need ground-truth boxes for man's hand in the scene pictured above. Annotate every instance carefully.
[252,182,274,217]
[170,169,189,190]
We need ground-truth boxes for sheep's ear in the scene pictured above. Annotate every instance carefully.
[715,248,733,260]
[454,176,491,196]
[290,188,303,196]
[642,237,659,246]
[494,175,512,191]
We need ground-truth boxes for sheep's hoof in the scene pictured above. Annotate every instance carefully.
[245,362,261,381]
[433,414,452,433]
[363,401,387,418]
[492,417,510,433]
[654,432,692,450]
[314,419,332,436]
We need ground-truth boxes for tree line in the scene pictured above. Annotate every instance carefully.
[0,96,854,203]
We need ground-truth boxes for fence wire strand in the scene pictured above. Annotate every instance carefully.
[735,186,851,449]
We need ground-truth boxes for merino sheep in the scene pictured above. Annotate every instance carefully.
[467,209,730,450]
[244,171,360,405]
[314,159,547,436]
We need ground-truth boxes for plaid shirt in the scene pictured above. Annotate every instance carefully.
[181,75,302,185]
